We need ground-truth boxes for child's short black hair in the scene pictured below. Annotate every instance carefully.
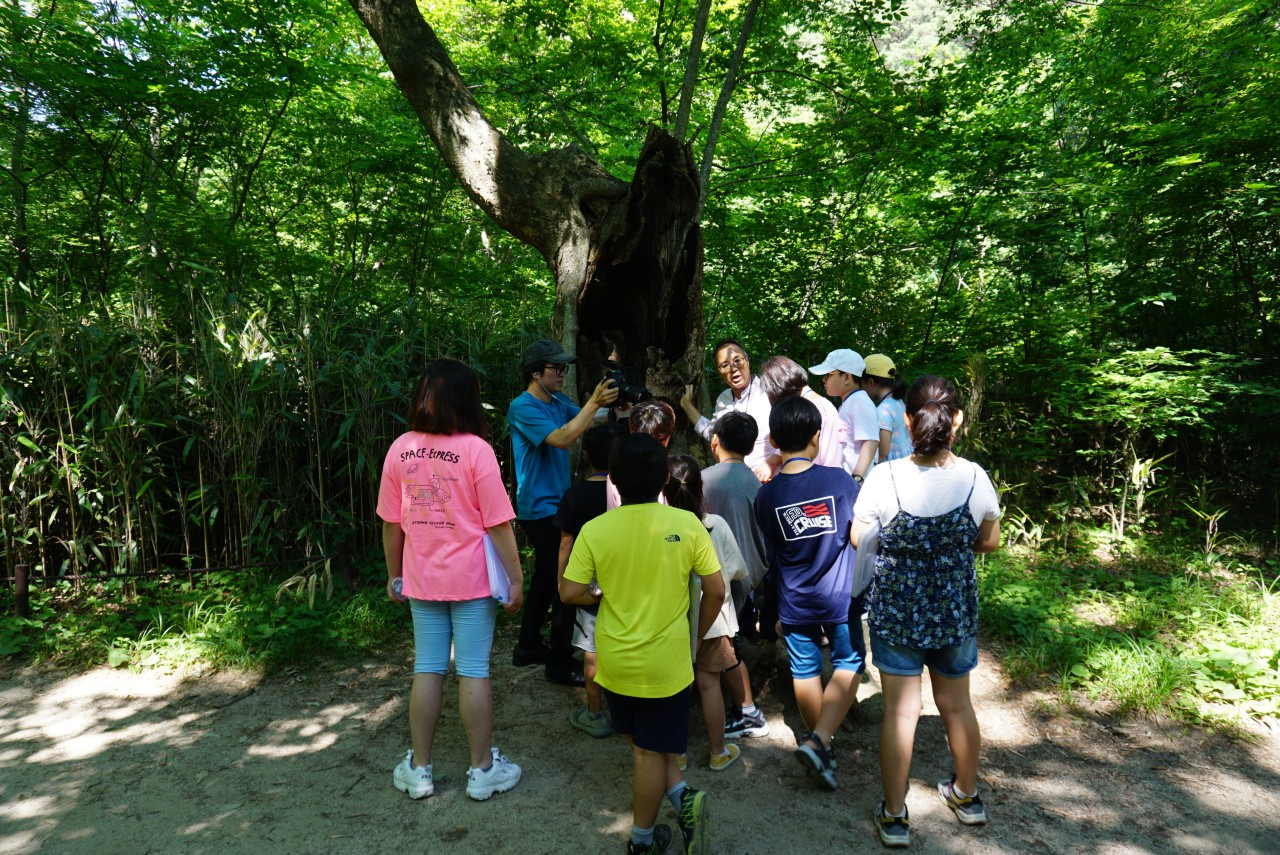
[583,421,627,472]
[711,411,757,456]
[628,399,676,444]
[610,433,669,503]
[769,396,822,454]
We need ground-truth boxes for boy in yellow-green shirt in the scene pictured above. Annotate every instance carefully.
[561,433,726,855]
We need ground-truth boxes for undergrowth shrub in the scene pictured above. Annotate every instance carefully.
[980,549,1280,726]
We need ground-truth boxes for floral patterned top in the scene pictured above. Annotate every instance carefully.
[876,396,912,461]
[867,464,979,648]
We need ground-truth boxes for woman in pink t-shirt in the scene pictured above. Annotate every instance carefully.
[378,359,525,803]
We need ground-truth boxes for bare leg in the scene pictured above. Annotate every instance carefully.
[721,660,750,708]
[792,675,823,734]
[930,671,980,795]
[812,669,858,744]
[584,652,603,714]
[665,752,683,789]
[631,741,675,829]
[695,667,726,756]
[409,672,445,768]
[458,676,494,769]
[879,672,923,815]
[793,669,858,746]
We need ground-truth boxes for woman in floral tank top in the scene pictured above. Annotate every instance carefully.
[852,375,1001,848]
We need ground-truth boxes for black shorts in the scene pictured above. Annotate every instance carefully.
[602,685,692,754]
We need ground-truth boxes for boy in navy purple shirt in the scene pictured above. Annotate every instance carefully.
[754,396,862,790]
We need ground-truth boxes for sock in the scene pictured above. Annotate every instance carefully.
[665,781,687,811]
[884,804,907,819]
[713,747,730,758]
[952,782,976,799]
[742,702,760,717]
[630,824,654,846]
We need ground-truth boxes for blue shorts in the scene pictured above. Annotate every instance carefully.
[782,622,864,680]
[870,634,979,678]
[409,597,497,678]
[602,686,692,755]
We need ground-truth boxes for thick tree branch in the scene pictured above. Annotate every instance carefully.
[674,0,712,140]
[698,0,760,212]
[346,0,627,269]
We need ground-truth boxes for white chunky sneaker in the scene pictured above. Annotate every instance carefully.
[392,749,434,799]
[465,749,521,800]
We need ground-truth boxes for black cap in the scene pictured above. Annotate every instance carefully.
[524,339,577,364]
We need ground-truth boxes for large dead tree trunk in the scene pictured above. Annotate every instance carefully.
[347,0,704,415]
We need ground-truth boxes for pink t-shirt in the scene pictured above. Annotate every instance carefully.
[376,432,515,601]
[762,388,849,471]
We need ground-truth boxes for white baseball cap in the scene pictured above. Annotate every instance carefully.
[808,349,866,376]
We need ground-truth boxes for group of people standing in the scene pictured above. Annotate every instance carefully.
[375,335,1001,852]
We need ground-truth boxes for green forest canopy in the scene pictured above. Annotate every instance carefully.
[2,0,1277,577]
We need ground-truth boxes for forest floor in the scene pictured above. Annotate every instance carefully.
[3,620,1279,855]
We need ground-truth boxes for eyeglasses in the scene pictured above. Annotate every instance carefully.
[543,364,567,375]
[825,371,846,381]
[717,356,747,373]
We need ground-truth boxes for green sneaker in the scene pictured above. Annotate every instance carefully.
[569,704,613,738]
[938,775,988,825]
[875,802,909,848]
[677,787,709,855]
[627,823,674,854]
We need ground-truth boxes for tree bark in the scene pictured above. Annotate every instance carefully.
[347,0,705,411]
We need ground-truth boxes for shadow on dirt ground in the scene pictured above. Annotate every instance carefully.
[2,621,1278,854]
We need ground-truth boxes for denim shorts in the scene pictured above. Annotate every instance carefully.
[410,597,497,678]
[782,622,864,680]
[870,634,978,678]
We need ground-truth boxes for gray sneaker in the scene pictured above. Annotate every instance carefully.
[724,707,769,738]
[465,749,521,800]
[876,802,910,847]
[627,823,675,854]
[939,776,988,825]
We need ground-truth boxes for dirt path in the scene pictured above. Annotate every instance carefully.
[3,623,1278,855]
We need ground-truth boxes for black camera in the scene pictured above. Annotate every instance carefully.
[605,362,652,405]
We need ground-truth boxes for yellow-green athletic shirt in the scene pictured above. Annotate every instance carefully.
[565,503,720,698]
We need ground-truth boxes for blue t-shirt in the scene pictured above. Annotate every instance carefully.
[507,391,580,520]
[754,464,859,625]
[877,396,911,461]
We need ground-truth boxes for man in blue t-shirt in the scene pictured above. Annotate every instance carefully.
[507,339,618,685]
[754,396,862,791]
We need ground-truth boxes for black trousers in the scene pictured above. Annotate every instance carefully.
[516,516,575,668]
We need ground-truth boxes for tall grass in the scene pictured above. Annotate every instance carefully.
[1,290,526,582]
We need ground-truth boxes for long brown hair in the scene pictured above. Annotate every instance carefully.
[408,358,488,438]
[904,374,959,456]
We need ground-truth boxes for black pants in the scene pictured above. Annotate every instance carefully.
[516,517,574,668]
